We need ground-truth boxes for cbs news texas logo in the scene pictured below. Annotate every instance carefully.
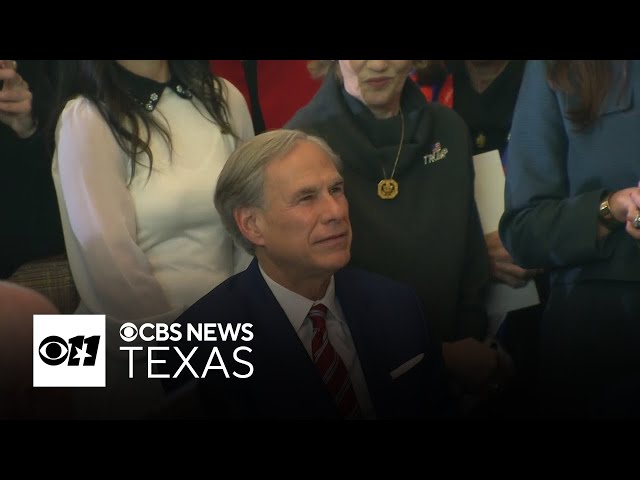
[33,315,106,387]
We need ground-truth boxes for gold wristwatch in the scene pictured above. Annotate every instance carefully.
[599,192,624,230]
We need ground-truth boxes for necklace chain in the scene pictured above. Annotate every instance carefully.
[381,107,404,180]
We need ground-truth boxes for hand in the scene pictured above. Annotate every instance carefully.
[0,60,36,138]
[442,337,499,392]
[607,186,640,240]
[485,231,540,288]
[625,183,640,241]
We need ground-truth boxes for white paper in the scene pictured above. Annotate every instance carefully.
[473,150,539,327]
[473,150,508,233]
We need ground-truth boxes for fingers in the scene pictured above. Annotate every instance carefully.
[0,60,35,135]
[0,60,31,113]
[0,84,31,101]
[0,98,32,115]
[0,79,32,114]
[625,220,640,239]
[625,187,640,240]
[0,60,16,69]
[485,229,540,286]
[0,71,28,94]
[491,261,536,288]
[0,60,28,92]
[0,68,19,84]
[0,60,18,69]
[626,210,640,240]
[0,59,18,78]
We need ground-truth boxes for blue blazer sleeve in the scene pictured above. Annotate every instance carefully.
[499,60,606,269]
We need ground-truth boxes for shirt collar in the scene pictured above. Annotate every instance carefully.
[258,264,341,333]
[113,62,193,112]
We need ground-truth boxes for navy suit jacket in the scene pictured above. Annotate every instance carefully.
[161,258,450,419]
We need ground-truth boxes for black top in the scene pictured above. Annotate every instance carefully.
[449,60,526,160]
[1,60,65,278]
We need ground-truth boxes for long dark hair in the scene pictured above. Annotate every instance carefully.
[546,60,626,131]
[51,60,235,180]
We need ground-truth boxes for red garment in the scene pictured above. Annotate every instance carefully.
[209,60,322,131]
[411,72,454,108]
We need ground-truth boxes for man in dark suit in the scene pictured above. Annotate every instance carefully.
[161,129,450,419]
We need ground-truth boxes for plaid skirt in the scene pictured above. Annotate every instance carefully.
[8,254,79,314]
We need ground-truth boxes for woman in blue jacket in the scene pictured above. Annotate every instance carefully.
[500,60,640,417]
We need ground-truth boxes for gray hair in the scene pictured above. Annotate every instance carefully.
[214,129,343,255]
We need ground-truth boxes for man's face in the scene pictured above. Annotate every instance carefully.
[255,140,352,283]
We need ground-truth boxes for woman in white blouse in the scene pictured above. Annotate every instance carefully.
[51,60,254,418]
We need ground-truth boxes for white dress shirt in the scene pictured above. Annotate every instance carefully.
[259,265,375,419]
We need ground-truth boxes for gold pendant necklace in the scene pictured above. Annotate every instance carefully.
[377,107,404,200]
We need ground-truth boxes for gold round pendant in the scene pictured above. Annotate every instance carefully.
[377,179,399,200]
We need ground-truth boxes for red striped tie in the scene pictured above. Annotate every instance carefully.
[308,303,361,419]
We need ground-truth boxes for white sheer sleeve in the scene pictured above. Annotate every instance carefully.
[52,97,181,325]
[220,79,255,273]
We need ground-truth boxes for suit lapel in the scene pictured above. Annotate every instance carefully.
[242,260,338,418]
[335,269,393,416]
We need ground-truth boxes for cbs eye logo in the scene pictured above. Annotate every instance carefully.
[33,314,106,388]
[38,335,100,366]
[120,323,138,342]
